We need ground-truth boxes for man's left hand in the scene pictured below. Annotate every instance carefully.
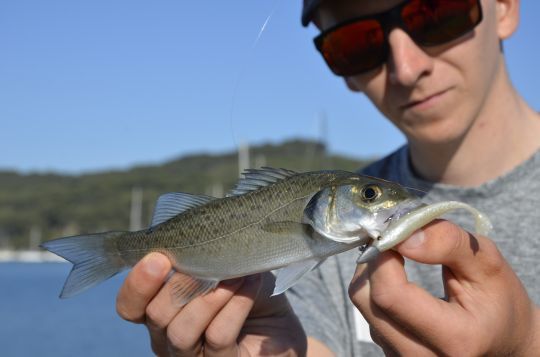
[349,220,540,355]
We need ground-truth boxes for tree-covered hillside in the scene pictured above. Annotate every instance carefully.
[0,139,373,249]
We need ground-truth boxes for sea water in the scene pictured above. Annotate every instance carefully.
[0,263,151,357]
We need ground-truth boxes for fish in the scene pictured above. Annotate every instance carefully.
[41,167,423,305]
[357,201,493,263]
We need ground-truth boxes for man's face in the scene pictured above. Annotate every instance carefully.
[315,0,513,146]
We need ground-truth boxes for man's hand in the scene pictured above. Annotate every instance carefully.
[116,253,307,356]
[349,220,540,356]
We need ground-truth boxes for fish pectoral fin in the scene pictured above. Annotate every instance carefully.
[167,272,219,307]
[272,258,322,296]
[261,221,313,236]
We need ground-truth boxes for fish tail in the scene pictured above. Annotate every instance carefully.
[40,231,128,298]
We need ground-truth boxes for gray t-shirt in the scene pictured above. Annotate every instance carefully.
[286,145,540,356]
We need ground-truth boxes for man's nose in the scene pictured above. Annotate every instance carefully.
[386,28,434,86]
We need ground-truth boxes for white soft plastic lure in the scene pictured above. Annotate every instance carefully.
[356,201,493,263]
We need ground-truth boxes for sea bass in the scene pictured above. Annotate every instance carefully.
[42,168,423,304]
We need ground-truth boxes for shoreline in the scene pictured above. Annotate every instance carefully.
[0,250,66,263]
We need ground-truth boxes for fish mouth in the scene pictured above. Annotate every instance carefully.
[362,199,426,242]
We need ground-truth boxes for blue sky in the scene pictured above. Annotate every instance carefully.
[1,0,539,173]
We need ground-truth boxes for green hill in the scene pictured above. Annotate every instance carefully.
[0,139,373,249]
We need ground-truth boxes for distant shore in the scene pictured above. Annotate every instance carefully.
[0,250,66,263]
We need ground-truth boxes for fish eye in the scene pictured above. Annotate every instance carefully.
[361,184,382,203]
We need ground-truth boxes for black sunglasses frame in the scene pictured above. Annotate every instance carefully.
[314,0,483,76]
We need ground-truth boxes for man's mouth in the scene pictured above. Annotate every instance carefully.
[400,89,450,110]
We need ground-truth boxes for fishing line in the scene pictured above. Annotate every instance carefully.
[403,185,428,196]
[228,0,283,149]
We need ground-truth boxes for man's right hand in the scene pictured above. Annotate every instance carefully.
[116,252,307,356]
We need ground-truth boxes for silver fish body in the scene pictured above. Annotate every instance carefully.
[42,168,420,304]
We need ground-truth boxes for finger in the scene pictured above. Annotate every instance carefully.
[165,278,245,356]
[116,252,172,323]
[349,262,435,355]
[367,250,470,353]
[240,272,308,356]
[204,274,262,357]
[368,327,400,357]
[396,220,506,284]
[144,271,195,356]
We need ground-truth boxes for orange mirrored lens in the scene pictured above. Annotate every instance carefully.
[319,20,385,76]
[402,0,480,45]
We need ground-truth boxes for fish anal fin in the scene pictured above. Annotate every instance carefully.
[167,272,219,307]
[272,258,321,296]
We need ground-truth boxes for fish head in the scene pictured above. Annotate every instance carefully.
[304,175,424,243]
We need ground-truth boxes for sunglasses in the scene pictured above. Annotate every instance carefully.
[314,0,483,76]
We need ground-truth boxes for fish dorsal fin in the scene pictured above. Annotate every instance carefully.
[226,167,298,197]
[272,258,322,296]
[150,192,216,227]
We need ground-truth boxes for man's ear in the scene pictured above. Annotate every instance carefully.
[344,77,362,92]
[496,0,520,40]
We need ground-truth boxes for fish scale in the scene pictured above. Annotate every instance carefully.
[116,171,345,275]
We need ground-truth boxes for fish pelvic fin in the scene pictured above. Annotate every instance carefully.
[272,258,322,296]
[40,231,128,298]
[167,272,219,307]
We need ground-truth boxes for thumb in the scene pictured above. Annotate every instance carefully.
[395,220,505,284]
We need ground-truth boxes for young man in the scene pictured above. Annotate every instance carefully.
[116,0,540,355]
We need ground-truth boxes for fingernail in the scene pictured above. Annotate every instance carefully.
[143,254,166,277]
[401,229,425,249]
